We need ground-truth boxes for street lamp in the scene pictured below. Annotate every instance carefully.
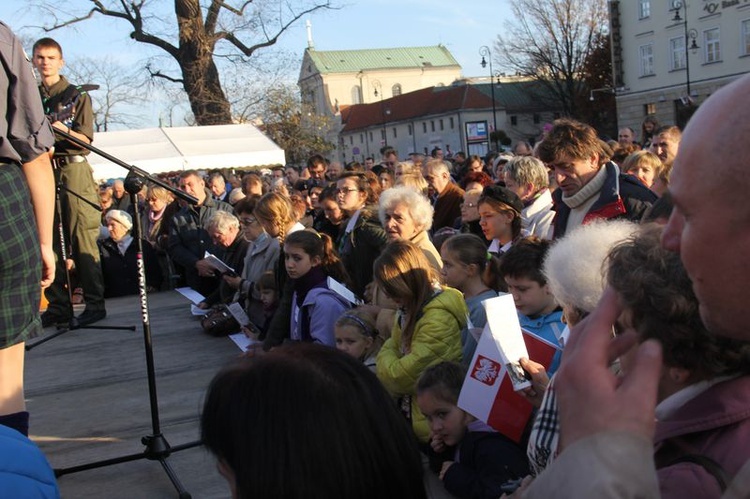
[372,79,388,147]
[673,1,700,102]
[479,45,499,152]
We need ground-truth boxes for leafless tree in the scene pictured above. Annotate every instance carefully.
[66,57,150,131]
[32,0,334,125]
[495,0,608,117]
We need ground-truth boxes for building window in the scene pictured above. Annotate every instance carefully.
[639,0,650,19]
[533,113,540,124]
[704,28,721,63]
[369,131,373,141]
[639,43,654,76]
[349,136,353,145]
[449,117,455,129]
[392,84,402,96]
[380,130,386,140]
[670,37,686,70]
[351,86,361,105]
[510,115,518,126]
[360,134,363,143]
[644,103,656,115]
[743,19,750,56]
[393,128,397,138]
[423,122,427,133]
[408,124,413,136]
[439,119,444,131]
[431,121,435,132]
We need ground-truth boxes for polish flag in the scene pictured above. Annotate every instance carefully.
[458,323,558,443]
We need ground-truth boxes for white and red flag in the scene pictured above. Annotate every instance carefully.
[458,295,559,443]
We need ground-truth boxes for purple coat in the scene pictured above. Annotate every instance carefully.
[655,375,750,498]
[289,286,350,346]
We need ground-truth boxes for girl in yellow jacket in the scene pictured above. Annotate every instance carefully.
[375,240,467,443]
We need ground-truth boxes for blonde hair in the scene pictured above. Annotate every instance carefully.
[148,185,172,203]
[374,241,438,348]
[621,150,663,180]
[254,192,297,244]
[395,173,429,196]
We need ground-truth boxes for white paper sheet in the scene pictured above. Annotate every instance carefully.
[204,251,236,275]
[327,277,362,305]
[483,294,531,391]
[228,332,261,352]
[190,304,210,316]
[227,302,250,326]
[176,287,205,305]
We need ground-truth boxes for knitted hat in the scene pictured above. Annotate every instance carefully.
[105,209,133,231]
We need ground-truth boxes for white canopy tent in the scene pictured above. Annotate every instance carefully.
[86,123,286,181]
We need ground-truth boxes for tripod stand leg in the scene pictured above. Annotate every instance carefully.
[159,458,192,499]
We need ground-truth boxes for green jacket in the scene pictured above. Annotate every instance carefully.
[377,287,467,443]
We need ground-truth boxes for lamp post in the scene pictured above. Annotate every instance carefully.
[372,79,388,147]
[673,1,700,102]
[479,46,499,153]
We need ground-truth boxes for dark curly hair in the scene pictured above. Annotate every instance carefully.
[606,224,750,379]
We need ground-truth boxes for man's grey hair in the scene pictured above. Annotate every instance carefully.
[503,156,550,191]
[206,210,240,233]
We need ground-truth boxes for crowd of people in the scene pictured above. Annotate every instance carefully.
[2,24,749,499]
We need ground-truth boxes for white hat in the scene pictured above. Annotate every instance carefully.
[105,210,133,231]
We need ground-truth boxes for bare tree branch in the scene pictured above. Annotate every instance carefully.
[495,0,607,116]
[217,1,333,56]
[146,64,184,84]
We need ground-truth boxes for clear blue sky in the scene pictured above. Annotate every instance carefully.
[0,0,511,125]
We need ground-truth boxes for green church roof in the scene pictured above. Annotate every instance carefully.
[305,45,461,74]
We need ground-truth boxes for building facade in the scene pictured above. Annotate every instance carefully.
[338,80,561,162]
[298,45,463,116]
[610,0,750,136]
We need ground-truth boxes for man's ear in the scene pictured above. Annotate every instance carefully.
[590,153,600,170]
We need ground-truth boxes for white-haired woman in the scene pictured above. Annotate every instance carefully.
[99,209,163,297]
[378,186,441,271]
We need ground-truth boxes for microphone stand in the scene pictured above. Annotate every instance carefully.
[47,129,202,499]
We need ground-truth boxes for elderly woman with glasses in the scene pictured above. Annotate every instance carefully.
[458,188,485,241]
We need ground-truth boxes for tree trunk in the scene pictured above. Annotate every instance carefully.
[176,0,232,125]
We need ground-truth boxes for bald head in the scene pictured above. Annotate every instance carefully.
[662,74,750,341]
[677,76,750,201]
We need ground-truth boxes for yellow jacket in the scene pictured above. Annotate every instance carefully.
[376,286,467,442]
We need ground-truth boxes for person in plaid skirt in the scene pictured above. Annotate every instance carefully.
[0,22,56,436]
